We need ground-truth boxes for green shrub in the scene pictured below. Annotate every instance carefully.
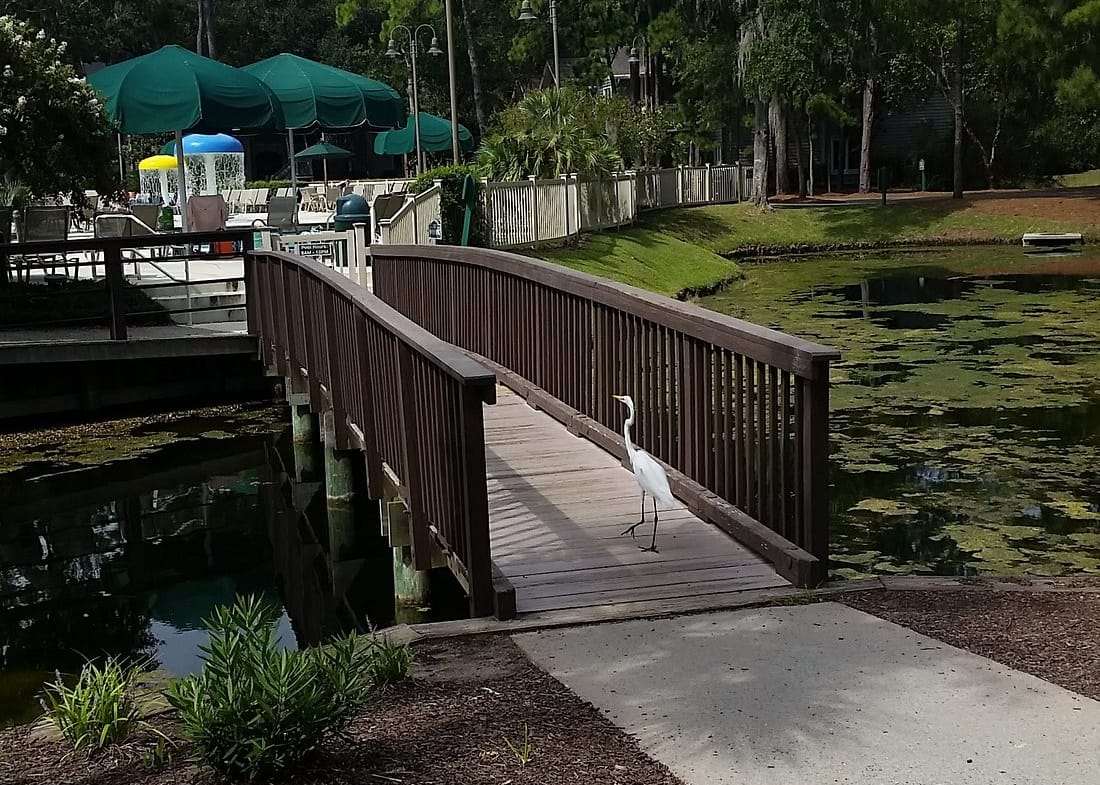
[167,595,374,782]
[410,164,487,246]
[244,179,292,191]
[366,635,413,686]
[39,657,149,753]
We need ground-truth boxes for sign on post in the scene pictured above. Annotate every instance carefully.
[427,218,443,243]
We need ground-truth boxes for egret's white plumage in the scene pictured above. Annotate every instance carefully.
[614,394,673,551]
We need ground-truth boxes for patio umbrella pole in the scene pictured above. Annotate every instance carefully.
[175,129,190,232]
[289,129,297,201]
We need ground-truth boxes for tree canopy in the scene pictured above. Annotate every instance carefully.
[0,14,113,198]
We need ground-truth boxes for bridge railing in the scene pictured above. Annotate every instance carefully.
[0,229,253,340]
[371,246,840,586]
[247,249,498,614]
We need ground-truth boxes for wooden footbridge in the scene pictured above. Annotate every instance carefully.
[246,244,839,619]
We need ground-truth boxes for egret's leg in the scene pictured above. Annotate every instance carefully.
[620,491,647,538]
[640,498,660,553]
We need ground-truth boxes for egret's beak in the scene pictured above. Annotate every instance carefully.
[612,394,625,402]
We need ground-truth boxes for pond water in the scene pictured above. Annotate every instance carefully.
[703,246,1100,579]
[0,404,453,728]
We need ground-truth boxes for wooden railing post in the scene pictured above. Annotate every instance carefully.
[104,244,127,340]
[458,383,493,616]
[800,361,831,584]
[397,343,433,570]
[242,232,257,337]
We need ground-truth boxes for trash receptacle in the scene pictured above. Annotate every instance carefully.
[333,193,369,232]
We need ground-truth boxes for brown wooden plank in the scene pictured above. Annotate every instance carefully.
[516,572,788,613]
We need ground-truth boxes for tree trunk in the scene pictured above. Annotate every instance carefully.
[459,0,487,132]
[205,0,216,59]
[858,75,875,193]
[952,27,964,199]
[793,115,807,197]
[751,97,769,208]
[196,0,204,55]
[771,97,788,195]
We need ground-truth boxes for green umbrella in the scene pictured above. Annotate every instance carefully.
[294,141,353,160]
[244,54,403,195]
[295,141,353,186]
[373,112,475,157]
[243,54,403,131]
[88,45,284,231]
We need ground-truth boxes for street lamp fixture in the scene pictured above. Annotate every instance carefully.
[630,35,649,109]
[517,0,537,21]
[518,0,560,89]
[387,23,446,174]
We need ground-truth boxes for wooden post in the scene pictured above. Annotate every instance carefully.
[104,244,127,340]
[561,174,571,242]
[322,410,358,561]
[705,163,713,203]
[457,384,493,617]
[386,502,429,606]
[351,222,369,287]
[290,404,319,483]
[529,176,539,249]
[677,165,685,206]
[800,365,830,586]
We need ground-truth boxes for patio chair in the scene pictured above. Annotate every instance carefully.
[131,203,161,231]
[15,206,74,281]
[186,194,229,232]
[226,189,242,213]
[93,212,164,277]
[265,196,299,234]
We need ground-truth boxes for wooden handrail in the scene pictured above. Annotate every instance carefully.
[373,244,840,379]
[247,249,497,614]
[0,229,254,256]
[371,244,841,586]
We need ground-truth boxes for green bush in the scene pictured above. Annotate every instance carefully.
[366,635,414,686]
[410,164,487,246]
[244,180,292,191]
[39,657,149,753]
[167,595,374,782]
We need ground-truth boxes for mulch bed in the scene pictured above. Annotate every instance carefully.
[845,589,1100,701]
[0,635,681,785]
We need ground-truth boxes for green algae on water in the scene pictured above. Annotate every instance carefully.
[703,246,1100,578]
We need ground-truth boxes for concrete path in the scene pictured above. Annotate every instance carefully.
[515,602,1100,785]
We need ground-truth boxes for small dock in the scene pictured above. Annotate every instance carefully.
[1022,232,1084,250]
[484,388,789,615]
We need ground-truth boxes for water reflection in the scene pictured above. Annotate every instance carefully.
[0,416,461,728]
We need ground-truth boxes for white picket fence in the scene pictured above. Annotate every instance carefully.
[376,184,442,246]
[255,225,371,288]
[370,164,753,250]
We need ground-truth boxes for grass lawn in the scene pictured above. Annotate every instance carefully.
[1058,170,1100,187]
[535,190,1100,294]
[654,195,1100,255]
[534,226,740,297]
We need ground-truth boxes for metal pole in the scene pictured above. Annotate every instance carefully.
[550,0,560,88]
[117,133,125,182]
[175,129,189,232]
[410,41,424,174]
[444,0,460,164]
[288,128,297,199]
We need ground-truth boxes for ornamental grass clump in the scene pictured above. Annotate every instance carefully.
[39,656,149,753]
[167,595,373,781]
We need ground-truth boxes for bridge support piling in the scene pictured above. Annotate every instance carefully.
[290,404,319,482]
[322,411,357,561]
[385,501,430,606]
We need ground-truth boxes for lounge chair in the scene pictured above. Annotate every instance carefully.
[265,196,298,234]
[15,206,73,280]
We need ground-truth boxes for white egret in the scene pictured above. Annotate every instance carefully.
[613,394,674,552]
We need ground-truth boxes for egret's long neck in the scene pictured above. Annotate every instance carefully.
[623,401,638,459]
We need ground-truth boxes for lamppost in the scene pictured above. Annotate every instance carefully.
[443,0,460,164]
[518,0,560,89]
[627,35,647,109]
[386,24,443,174]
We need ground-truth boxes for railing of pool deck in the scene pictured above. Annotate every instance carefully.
[246,249,499,614]
[371,245,841,585]
[0,229,254,339]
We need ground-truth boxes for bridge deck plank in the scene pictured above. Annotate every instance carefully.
[484,386,789,614]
